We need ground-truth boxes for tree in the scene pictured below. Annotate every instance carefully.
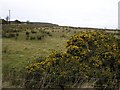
[26,20,30,24]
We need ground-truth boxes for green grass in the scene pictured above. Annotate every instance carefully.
[2,26,76,87]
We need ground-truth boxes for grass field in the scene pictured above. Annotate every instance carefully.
[2,24,78,87]
[2,24,120,88]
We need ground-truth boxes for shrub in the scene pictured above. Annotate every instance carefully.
[66,31,120,88]
[25,52,84,88]
[30,36,36,40]
[5,33,16,38]
[31,30,37,34]
[37,36,42,40]
[25,31,120,89]
[26,31,30,36]
[3,45,9,53]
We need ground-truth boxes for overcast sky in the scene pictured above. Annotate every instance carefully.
[0,0,120,29]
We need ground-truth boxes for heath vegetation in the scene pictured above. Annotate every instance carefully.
[2,24,120,89]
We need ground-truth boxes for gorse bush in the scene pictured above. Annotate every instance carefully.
[25,52,88,88]
[66,31,120,88]
[25,31,120,89]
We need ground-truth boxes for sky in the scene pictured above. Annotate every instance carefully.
[0,0,120,29]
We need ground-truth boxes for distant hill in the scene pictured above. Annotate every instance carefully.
[23,21,59,27]
[0,19,59,27]
[0,19,119,30]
